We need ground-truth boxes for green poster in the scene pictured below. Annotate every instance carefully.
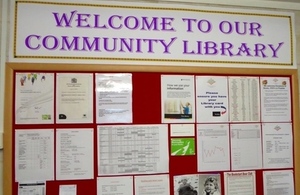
[171,138,195,156]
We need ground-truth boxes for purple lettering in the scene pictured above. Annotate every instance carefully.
[103,37,117,52]
[25,35,41,50]
[160,17,175,31]
[143,39,158,53]
[76,13,91,28]
[182,18,197,32]
[249,22,263,36]
[219,21,233,34]
[124,16,139,30]
[42,35,59,50]
[254,44,267,57]
[119,38,134,52]
[94,14,107,29]
[235,22,247,35]
[141,17,159,31]
[197,20,212,33]
[52,10,77,27]
[220,42,234,56]
[60,36,80,51]
[204,41,218,55]
[183,40,195,54]
[108,15,122,29]
[236,43,252,56]
[159,37,177,53]
[269,42,284,57]
[82,37,101,51]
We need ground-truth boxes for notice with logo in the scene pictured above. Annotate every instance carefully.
[15,72,54,124]
[171,138,195,156]
[262,123,293,169]
[263,170,294,195]
[229,77,260,122]
[161,75,195,123]
[231,124,262,170]
[56,129,94,180]
[196,76,229,123]
[56,73,93,123]
[134,174,170,195]
[96,73,132,124]
[15,129,54,182]
[18,182,46,195]
[197,124,230,172]
[260,77,291,122]
[97,176,133,195]
[224,171,256,195]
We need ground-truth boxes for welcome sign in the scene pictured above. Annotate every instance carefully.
[10,1,295,66]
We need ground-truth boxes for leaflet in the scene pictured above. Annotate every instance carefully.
[97,176,133,195]
[56,129,94,180]
[262,123,293,169]
[260,77,291,122]
[263,170,294,195]
[96,73,132,123]
[134,174,170,195]
[161,75,195,123]
[15,72,54,124]
[56,73,93,123]
[224,171,256,195]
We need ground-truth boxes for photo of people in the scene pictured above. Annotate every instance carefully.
[164,99,192,119]
[174,174,221,195]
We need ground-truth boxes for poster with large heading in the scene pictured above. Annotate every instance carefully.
[196,76,229,123]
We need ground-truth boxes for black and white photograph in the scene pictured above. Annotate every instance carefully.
[174,174,221,195]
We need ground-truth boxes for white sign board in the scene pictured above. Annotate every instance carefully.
[10,0,296,67]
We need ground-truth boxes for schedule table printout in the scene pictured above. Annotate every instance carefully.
[98,124,168,175]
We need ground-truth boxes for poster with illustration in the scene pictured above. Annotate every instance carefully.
[161,75,195,123]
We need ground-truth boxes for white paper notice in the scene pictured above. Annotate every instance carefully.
[197,124,230,172]
[15,72,54,124]
[56,129,94,180]
[196,76,229,123]
[231,124,262,170]
[15,129,54,182]
[97,176,133,195]
[260,77,291,122]
[96,73,132,123]
[263,170,294,195]
[98,124,168,175]
[262,123,293,169]
[170,124,195,137]
[18,182,46,195]
[224,171,256,195]
[229,77,260,122]
[56,73,93,123]
[161,75,195,123]
[134,174,170,195]
[59,185,77,195]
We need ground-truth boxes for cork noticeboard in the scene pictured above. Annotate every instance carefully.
[3,62,300,195]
